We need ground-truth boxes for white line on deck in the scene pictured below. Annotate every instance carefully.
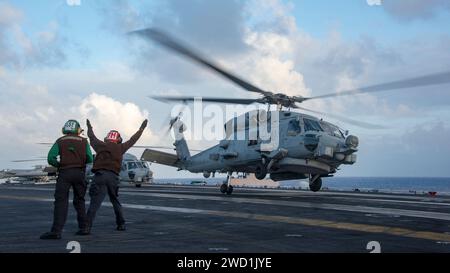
[3,186,450,221]
[1,194,450,242]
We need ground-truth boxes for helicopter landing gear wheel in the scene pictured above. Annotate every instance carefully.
[220,173,234,195]
[226,185,233,195]
[309,175,322,192]
[220,183,228,194]
[255,163,267,180]
[220,184,234,195]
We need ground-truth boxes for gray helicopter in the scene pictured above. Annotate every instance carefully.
[132,28,450,195]
[0,165,57,183]
[11,152,153,187]
[118,153,153,187]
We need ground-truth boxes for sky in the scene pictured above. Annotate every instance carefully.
[1,0,450,178]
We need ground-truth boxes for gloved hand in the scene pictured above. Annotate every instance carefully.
[140,119,148,130]
[87,119,92,129]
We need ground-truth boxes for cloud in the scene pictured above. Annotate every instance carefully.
[0,1,23,66]
[78,93,156,144]
[347,121,450,177]
[284,26,450,123]
[95,0,251,87]
[0,2,79,69]
[110,0,450,125]
[401,121,450,154]
[382,0,450,21]
[0,1,23,26]
[2,0,450,178]
[98,0,248,54]
[245,0,296,34]
[123,0,310,98]
[96,0,145,33]
[229,30,310,97]
[0,71,156,167]
[161,0,248,55]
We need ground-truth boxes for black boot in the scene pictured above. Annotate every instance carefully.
[75,228,90,236]
[40,231,61,240]
[116,224,126,231]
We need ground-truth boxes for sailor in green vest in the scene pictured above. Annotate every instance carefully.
[40,119,94,240]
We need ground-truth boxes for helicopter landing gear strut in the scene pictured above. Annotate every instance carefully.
[220,173,234,195]
[309,174,322,192]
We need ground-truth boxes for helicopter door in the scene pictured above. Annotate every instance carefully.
[287,119,301,136]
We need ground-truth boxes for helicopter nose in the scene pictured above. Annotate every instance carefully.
[345,135,359,149]
[304,133,320,151]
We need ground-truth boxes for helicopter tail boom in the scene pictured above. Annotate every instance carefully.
[141,149,180,168]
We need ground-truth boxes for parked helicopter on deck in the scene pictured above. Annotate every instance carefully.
[9,153,153,187]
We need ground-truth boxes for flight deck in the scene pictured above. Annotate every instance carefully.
[0,183,449,253]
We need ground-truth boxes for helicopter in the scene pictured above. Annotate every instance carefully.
[0,164,57,183]
[112,153,153,187]
[10,152,153,187]
[131,28,450,195]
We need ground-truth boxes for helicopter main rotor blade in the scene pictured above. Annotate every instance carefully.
[38,142,199,152]
[131,145,175,149]
[152,96,258,105]
[130,28,271,96]
[297,106,387,129]
[304,71,450,101]
[12,158,47,163]
[132,145,202,152]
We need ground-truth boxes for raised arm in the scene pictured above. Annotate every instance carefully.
[86,119,102,149]
[85,141,94,164]
[122,119,148,152]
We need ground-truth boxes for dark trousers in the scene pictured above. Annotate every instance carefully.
[87,170,125,227]
[51,168,87,234]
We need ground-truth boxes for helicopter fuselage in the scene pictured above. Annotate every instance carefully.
[173,110,358,181]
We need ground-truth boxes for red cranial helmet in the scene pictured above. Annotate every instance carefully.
[104,130,122,144]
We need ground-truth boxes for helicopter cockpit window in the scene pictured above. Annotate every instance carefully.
[127,162,138,170]
[320,122,344,138]
[303,118,323,132]
[287,120,301,136]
